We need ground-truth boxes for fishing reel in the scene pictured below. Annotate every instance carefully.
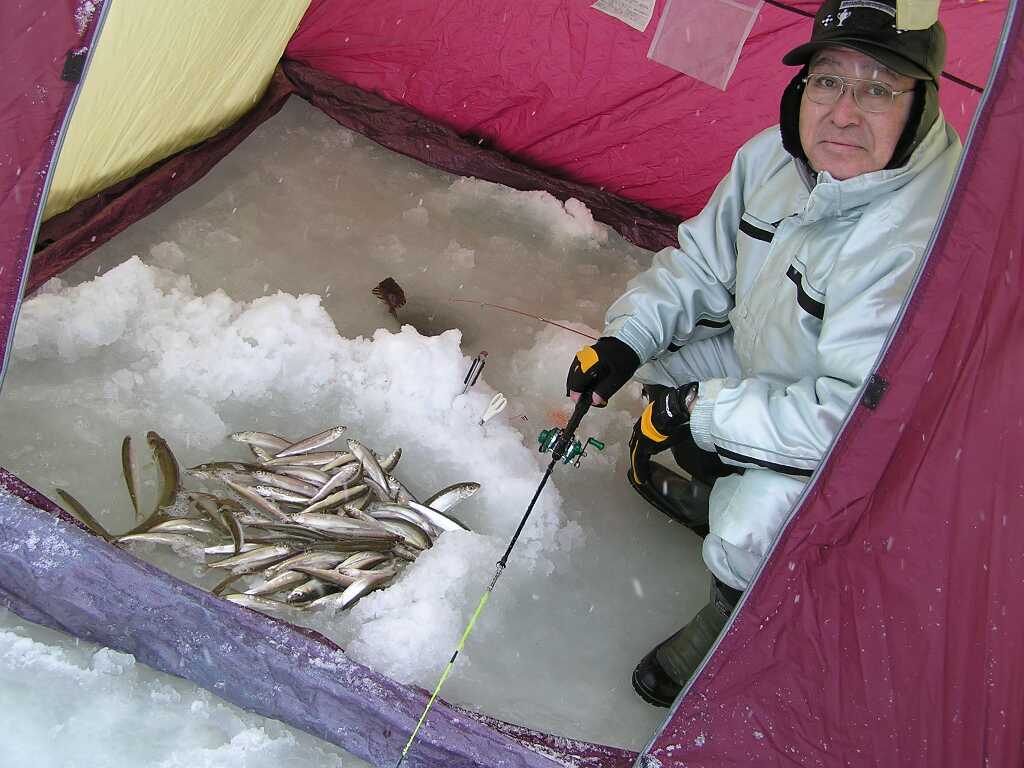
[537,428,605,467]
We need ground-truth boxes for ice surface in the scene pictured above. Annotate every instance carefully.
[0,98,709,758]
[0,609,367,768]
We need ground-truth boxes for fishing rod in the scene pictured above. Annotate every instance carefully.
[393,389,605,767]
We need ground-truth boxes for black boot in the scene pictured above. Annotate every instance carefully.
[627,463,712,537]
[631,578,743,707]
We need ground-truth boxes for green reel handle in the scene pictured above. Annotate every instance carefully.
[537,431,605,466]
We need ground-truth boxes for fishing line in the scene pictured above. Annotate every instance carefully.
[450,298,598,340]
[393,391,597,767]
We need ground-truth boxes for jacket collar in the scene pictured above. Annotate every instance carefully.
[799,114,953,220]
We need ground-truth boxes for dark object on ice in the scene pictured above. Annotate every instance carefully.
[461,350,487,394]
[632,578,741,707]
[372,277,406,318]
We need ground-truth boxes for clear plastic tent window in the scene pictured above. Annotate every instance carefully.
[648,0,764,90]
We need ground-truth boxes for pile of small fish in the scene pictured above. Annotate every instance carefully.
[55,426,479,617]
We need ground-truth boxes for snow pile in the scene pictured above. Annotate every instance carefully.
[0,98,707,753]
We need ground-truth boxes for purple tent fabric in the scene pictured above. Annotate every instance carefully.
[640,5,1024,767]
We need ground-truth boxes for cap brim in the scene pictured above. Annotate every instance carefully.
[782,39,932,80]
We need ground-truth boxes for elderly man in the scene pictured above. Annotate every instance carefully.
[566,0,962,707]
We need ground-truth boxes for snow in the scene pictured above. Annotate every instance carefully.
[0,98,709,760]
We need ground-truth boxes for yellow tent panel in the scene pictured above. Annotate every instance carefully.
[45,0,310,220]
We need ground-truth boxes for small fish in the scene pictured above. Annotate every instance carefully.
[291,512,398,538]
[252,485,313,505]
[263,451,351,468]
[147,431,181,513]
[338,567,398,610]
[287,578,336,604]
[372,277,406,318]
[320,452,357,472]
[265,550,355,578]
[273,465,332,485]
[305,463,362,505]
[366,502,439,537]
[223,593,294,613]
[252,471,320,496]
[423,482,481,513]
[347,440,388,491]
[379,448,402,473]
[406,500,470,533]
[300,484,368,514]
[211,573,246,596]
[339,551,392,570]
[274,426,348,459]
[117,531,205,548]
[54,489,113,541]
[230,431,292,452]
[204,543,263,556]
[291,566,358,590]
[224,479,292,522]
[148,518,221,537]
[377,519,432,550]
[208,544,296,574]
[244,570,310,597]
[121,436,140,520]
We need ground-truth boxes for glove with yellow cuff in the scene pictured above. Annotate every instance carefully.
[565,337,640,406]
[629,382,700,485]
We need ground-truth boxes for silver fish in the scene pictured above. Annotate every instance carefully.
[366,502,439,537]
[223,593,294,613]
[208,544,296,574]
[321,452,357,472]
[252,471,320,497]
[291,512,398,538]
[406,500,470,533]
[301,484,368,514]
[273,465,332,485]
[204,542,263,556]
[377,519,431,550]
[230,431,292,452]
[224,479,292,522]
[148,519,221,537]
[337,568,398,610]
[379,448,402,472]
[117,532,205,548]
[274,426,348,459]
[265,550,356,577]
[122,436,140,520]
[347,440,389,493]
[291,566,357,590]
[147,431,180,512]
[252,485,313,505]
[263,451,351,468]
[244,570,310,597]
[423,482,481,513]
[305,462,362,505]
[339,551,392,570]
[287,578,335,604]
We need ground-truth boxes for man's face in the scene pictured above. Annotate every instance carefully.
[799,47,917,180]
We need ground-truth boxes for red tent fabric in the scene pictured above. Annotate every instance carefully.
[286,0,1004,219]
[0,2,90,382]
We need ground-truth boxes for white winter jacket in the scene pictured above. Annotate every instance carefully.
[605,117,962,589]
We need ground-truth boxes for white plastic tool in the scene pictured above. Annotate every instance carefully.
[479,393,507,425]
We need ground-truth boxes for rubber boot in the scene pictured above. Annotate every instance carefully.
[627,463,712,537]
[631,579,742,707]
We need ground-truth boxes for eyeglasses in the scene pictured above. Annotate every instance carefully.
[802,73,913,114]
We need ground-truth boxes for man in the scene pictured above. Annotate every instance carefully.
[566,0,962,707]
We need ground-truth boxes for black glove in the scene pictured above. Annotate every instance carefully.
[565,337,640,407]
[629,382,699,485]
